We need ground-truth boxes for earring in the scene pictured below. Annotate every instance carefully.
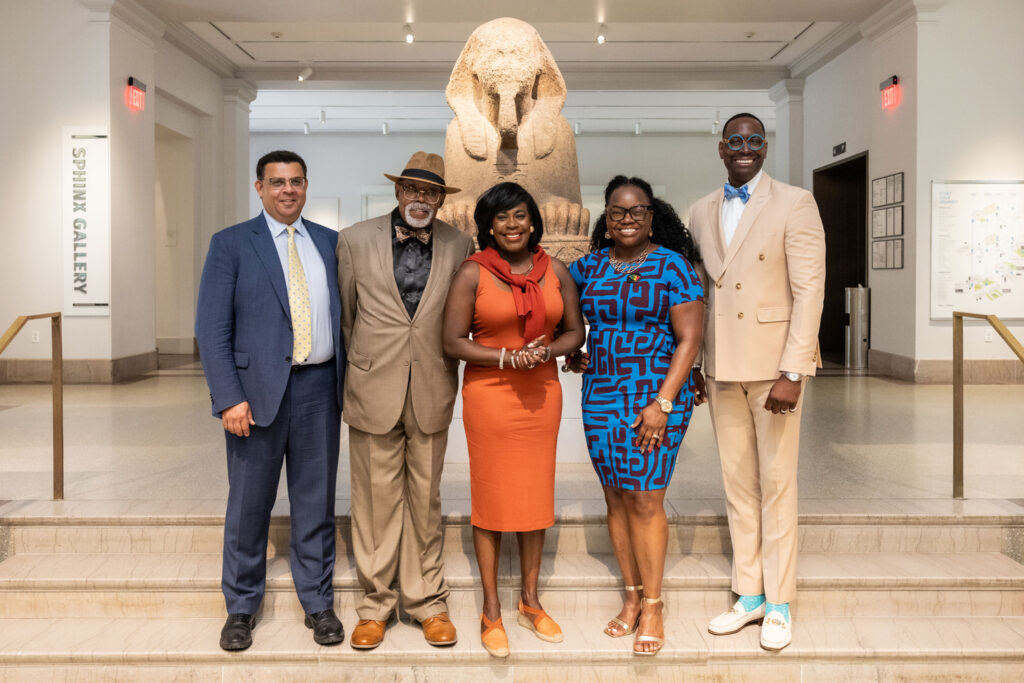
[649,229,654,237]
[489,229,494,235]
[529,226,534,233]
[604,231,611,239]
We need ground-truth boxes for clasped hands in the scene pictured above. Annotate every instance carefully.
[508,335,550,370]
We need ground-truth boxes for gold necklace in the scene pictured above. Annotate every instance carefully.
[609,245,652,281]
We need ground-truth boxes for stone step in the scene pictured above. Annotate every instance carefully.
[0,615,1022,681]
[5,518,1015,557]
[5,498,1022,559]
[2,551,1022,618]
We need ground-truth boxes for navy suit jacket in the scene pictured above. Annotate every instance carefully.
[195,213,345,427]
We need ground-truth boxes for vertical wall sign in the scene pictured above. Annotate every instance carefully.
[62,126,111,317]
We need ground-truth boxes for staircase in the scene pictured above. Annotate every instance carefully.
[1,498,1023,681]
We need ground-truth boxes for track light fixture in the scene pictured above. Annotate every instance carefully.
[711,109,720,136]
[404,24,414,44]
[297,67,313,82]
[634,122,641,136]
[597,24,607,44]
[382,122,389,135]
[319,110,326,124]
[303,122,310,135]
[574,122,580,135]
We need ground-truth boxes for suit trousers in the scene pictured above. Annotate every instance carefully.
[706,377,804,604]
[222,362,340,615]
[348,389,450,622]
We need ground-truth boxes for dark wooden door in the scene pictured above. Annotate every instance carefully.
[812,154,868,364]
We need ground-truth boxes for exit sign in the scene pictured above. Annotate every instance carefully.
[880,75,900,110]
[126,77,146,112]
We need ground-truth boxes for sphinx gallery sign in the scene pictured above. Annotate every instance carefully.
[62,127,110,317]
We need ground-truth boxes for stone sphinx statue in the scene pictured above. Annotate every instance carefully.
[438,18,590,259]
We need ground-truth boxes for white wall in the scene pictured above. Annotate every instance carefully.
[108,14,158,360]
[0,1,112,360]
[914,0,1024,360]
[802,39,872,189]
[867,13,919,360]
[249,131,773,231]
[0,2,236,365]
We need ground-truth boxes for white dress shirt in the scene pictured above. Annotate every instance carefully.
[263,210,334,365]
[721,170,763,248]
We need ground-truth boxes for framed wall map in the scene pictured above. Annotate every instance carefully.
[930,181,1024,319]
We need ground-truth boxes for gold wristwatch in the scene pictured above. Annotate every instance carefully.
[654,395,673,413]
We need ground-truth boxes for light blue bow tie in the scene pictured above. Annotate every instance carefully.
[724,183,750,203]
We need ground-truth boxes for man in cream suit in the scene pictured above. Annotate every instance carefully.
[686,113,825,651]
[337,152,474,650]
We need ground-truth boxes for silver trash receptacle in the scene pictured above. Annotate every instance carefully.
[845,286,869,369]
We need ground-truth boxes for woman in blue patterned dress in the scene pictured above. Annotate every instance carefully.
[567,175,704,656]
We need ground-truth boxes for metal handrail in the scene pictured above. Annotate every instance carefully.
[0,313,64,500]
[952,311,1024,499]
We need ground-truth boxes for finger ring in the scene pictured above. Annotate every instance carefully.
[780,409,788,414]
[652,434,661,440]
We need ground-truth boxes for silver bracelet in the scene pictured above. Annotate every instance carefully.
[510,350,518,369]
[499,347,506,370]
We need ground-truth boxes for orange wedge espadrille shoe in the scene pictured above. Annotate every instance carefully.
[516,599,564,643]
[480,612,510,658]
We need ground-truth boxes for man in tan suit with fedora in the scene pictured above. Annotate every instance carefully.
[686,113,825,651]
[337,152,474,650]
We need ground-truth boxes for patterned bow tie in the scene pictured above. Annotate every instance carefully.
[723,183,751,203]
[395,223,431,244]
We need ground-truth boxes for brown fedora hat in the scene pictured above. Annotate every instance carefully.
[384,151,461,194]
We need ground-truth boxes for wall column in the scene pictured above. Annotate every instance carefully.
[768,78,806,187]
[221,79,258,226]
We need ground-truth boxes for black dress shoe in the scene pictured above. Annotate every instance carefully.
[220,613,255,651]
[305,608,345,645]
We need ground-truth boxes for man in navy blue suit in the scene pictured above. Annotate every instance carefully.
[196,150,345,651]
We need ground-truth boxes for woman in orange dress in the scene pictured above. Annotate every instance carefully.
[443,182,585,658]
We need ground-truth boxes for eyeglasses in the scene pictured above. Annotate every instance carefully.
[261,177,308,190]
[607,204,653,222]
[399,184,443,204]
[725,134,765,151]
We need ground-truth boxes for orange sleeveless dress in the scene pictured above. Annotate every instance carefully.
[462,259,564,532]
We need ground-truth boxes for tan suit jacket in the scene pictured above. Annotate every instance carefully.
[337,214,474,435]
[686,174,825,381]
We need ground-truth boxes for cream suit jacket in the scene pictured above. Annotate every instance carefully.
[685,174,825,381]
[337,215,474,435]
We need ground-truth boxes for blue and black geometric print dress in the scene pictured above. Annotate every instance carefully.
[569,246,704,490]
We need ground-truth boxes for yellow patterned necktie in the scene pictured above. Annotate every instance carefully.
[286,225,312,364]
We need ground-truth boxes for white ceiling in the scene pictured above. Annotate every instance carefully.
[136,0,891,135]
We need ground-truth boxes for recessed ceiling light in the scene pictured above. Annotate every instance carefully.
[404,24,414,44]
[597,24,607,44]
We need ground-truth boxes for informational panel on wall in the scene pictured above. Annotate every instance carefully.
[931,181,1024,319]
[62,127,111,317]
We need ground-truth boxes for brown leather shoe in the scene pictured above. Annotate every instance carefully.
[350,619,387,650]
[421,612,458,646]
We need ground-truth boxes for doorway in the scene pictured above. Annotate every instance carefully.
[812,153,868,366]
[155,124,196,356]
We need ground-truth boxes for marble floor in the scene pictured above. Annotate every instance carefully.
[0,355,1022,504]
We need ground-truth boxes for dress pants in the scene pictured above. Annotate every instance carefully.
[348,389,450,622]
[222,362,340,615]
[706,376,805,605]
